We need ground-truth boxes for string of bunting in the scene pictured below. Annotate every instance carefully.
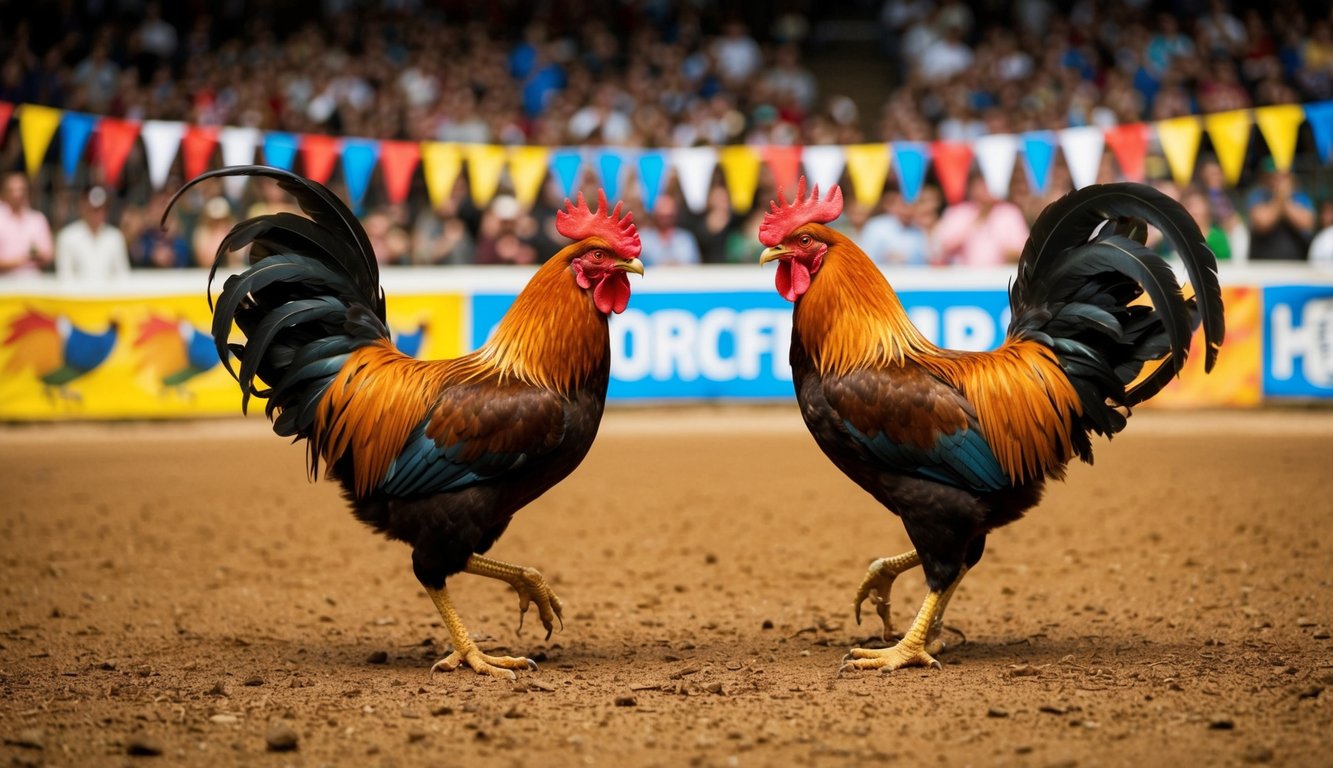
[3,99,1331,216]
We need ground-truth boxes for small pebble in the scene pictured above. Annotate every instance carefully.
[614,696,637,707]
[430,705,454,716]
[265,724,299,752]
[761,620,774,630]
[407,729,428,744]
[503,705,526,719]
[208,681,229,697]
[126,735,163,757]
[987,707,1010,718]
[705,681,726,695]
[366,650,389,665]
[1295,617,1316,627]
[10,728,45,750]
[1208,715,1235,730]
[1296,685,1323,700]
[209,714,239,725]
[243,676,264,687]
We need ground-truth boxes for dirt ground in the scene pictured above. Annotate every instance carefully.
[1,407,1331,768]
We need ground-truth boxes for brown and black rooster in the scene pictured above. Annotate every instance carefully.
[759,179,1223,672]
[167,166,643,679]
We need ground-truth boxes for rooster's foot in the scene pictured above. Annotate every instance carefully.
[852,549,920,640]
[465,556,564,639]
[431,643,538,681]
[840,641,940,673]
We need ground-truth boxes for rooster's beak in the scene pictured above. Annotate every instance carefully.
[759,246,790,265]
[616,258,645,276]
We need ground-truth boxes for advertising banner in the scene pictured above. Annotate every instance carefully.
[1263,284,1333,398]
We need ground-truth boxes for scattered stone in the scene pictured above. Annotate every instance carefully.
[407,729,428,744]
[242,676,264,687]
[430,705,454,717]
[1207,715,1235,730]
[705,681,727,695]
[1039,704,1068,715]
[704,553,718,565]
[1314,630,1330,640]
[209,714,239,725]
[99,661,117,671]
[366,650,389,665]
[1015,745,1034,755]
[526,678,556,692]
[1295,617,1316,627]
[762,620,774,630]
[1006,664,1040,677]
[614,695,638,707]
[208,681,229,697]
[1241,745,1275,764]
[126,734,163,756]
[987,707,1010,718]
[265,724,299,752]
[1296,685,1323,700]
[503,705,526,719]
[8,728,45,750]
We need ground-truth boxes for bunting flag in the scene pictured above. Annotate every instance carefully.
[843,143,891,209]
[140,120,185,190]
[892,142,929,203]
[973,133,1018,200]
[59,112,97,182]
[379,140,421,205]
[301,134,341,185]
[1254,104,1305,172]
[671,146,717,213]
[262,131,300,172]
[97,118,140,187]
[1202,110,1253,185]
[507,145,549,208]
[463,143,506,206]
[339,138,380,213]
[1104,122,1149,181]
[420,142,462,210]
[181,125,218,181]
[718,145,761,213]
[548,149,584,198]
[1020,130,1057,194]
[1058,125,1105,189]
[931,141,973,205]
[218,126,260,199]
[801,145,846,193]
[595,149,626,201]
[1307,101,1333,163]
[1155,116,1202,186]
[18,104,62,178]
[0,101,13,146]
[762,145,802,197]
[637,150,668,213]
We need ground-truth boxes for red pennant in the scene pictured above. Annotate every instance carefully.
[379,141,421,205]
[98,118,141,187]
[182,125,219,180]
[931,141,974,205]
[1104,123,1148,182]
[0,101,13,147]
[300,134,340,185]
[761,145,803,196]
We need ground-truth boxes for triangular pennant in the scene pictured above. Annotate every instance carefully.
[18,104,62,178]
[1254,104,1305,172]
[0,101,13,146]
[378,140,421,205]
[97,118,140,187]
[300,134,340,185]
[262,131,300,171]
[636,150,668,213]
[507,145,549,208]
[1058,125,1105,189]
[973,133,1018,199]
[718,145,761,213]
[181,125,218,180]
[548,149,584,197]
[219,126,260,199]
[931,141,973,204]
[140,120,186,190]
[762,145,803,197]
[595,149,626,201]
[892,142,930,203]
[1104,123,1149,181]
[1020,130,1058,194]
[340,138,380,214]
[1306,101,1333,163]
[671,146,718,213]
[801,145,846,192]
[463,144,506,207]
[1202,109,1253,185]
[59,112,97,181]
[1156,116,1203,186]
[420,142,463,209]
[843,143,891,209]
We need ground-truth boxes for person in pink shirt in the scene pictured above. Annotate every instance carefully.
[0,171,54,276]
[933,174,1029,267]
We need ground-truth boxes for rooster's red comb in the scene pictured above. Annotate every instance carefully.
[758,177,844,247]
[556,189,641,259]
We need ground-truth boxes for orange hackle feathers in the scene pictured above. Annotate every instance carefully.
[759,177,844,247]
[556,189,641,259]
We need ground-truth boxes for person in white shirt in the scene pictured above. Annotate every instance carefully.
[55,187,130,283]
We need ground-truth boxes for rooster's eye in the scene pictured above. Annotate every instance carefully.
[589,250,605,262]
[799,235,812,247]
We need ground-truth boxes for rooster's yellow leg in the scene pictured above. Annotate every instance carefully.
[842,569,966,673]
[425,585,538,680]
[464,554,565,639]
[924,566,968,656]
[852,549,921,639]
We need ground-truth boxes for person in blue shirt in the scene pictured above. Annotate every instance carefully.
[1245,158,1315,261]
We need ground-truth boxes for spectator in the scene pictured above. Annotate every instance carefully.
[638,194,701,267]
[933,175,1029,266]
[1181,186,1233,262]
[0,171,54,276]
[1245,160,1315,261]
[411,186,475,266]
[690,185,739,265]
[1307,199,1333,267]
[55,186,130,283]
[193,196,243,269]
[475,195,539,266]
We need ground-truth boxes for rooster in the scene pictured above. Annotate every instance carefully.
[758,179,1223,672]
[166,166,643,679]
[134,313,219,394]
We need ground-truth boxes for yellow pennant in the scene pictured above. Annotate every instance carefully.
[718,145,761,213]
[844,144,891,209]
[18,104,62,178]
[507,145,550,209]
[463,144,507,207]
[1254,104,1306,172]
[1156,116,1202,187]
[1202,110,1253,185]
[420,142,462,210]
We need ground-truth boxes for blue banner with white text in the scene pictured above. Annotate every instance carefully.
[1263,285,1333,398]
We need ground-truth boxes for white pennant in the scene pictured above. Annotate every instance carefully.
[140,120,185,191]
[219,126,261,200]
[671,146,718,213]
[973,133,1018,199]
[801,145,846,192]
[1059,125,1106,189]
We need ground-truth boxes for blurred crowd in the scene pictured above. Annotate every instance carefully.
[2,0,1333,281]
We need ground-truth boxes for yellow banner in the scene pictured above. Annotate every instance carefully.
[844,143,892,210]
[508,146,550,209]
[0,293,465,421]
[1156,116,1203,187]
[1254,104,1306,172]
[464,144,507,207]
[1202,110,1252,185]
[420,142,462,210]
[1146,285,1261,408]
[718,145,761,214]
[19,104,62,178]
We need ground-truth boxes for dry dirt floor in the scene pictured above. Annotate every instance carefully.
[1,407,1331,768]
